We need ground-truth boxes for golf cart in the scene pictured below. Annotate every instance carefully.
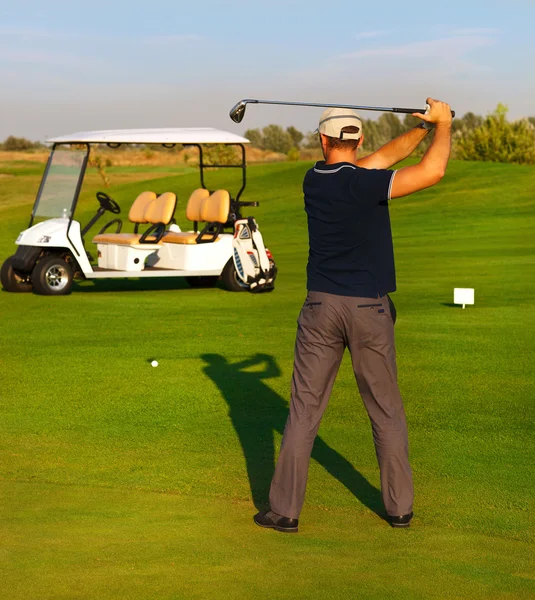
[1,128,276,295]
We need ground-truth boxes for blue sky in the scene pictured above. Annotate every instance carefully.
[1,0,534,140]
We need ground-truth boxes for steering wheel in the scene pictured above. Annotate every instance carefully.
[96,191,121,215]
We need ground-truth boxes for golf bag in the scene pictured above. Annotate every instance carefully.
[232,217,277,292]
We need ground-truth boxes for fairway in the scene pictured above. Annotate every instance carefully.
[1,157,534,599]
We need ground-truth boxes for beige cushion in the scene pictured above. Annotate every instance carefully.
[201,190,230,224]
[128,191,157,223]
[92,191,175,246]
[145,192,176,225]
[186,188,210,222]
[163,232,220,245]
[92,233,161,245]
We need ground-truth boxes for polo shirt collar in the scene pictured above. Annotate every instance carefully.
[313,161,358,173]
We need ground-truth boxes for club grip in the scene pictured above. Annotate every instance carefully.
[393,107,456,118]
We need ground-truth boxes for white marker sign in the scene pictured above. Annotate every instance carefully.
[454,288,475,309]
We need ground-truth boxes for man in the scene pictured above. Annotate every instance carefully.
[254,98,452,532]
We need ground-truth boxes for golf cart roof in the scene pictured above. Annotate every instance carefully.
[46,128,249,145]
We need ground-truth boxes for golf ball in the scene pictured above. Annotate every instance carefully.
[151,360,159,367]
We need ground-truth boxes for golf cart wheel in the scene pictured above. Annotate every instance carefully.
[185,276,219,288]
[1,257,33,293]
[32,255,74,296]
[221,258,247,292]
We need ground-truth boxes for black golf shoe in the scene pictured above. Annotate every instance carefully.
[253,510,298,533]
[388,511,414,528]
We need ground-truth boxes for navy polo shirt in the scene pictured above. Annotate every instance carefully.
[303,161,396,298]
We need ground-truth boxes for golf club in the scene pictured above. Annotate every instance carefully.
[229,99,455,123]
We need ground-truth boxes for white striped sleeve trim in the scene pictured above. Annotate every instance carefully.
[313,164,357,174]
[388,170,396,201]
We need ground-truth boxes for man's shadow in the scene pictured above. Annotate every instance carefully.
[201,353,385,519]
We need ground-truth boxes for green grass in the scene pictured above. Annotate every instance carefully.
[1,157,534,599]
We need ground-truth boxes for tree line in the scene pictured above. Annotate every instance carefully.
[0,136,44,151]
[2,104,534,165]
[245,104,535,165]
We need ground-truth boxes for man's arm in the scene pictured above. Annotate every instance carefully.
[357,126,429,170]
[390,99,452,199]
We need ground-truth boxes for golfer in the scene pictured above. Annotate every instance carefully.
[254,98,452,532]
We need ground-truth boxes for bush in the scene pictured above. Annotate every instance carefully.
[204,144,239,165]
[455,104,535,165]
[1,136,40,151]
[287,147,300,161]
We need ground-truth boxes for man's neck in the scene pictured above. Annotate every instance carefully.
[324,149,358,165]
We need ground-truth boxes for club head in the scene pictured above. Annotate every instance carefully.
[229,100,248,123]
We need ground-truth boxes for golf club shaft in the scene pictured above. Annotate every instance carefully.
[241,99,428,115]
[230,99,455,122]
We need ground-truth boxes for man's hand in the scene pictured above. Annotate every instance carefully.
[413,98,452,128]
[357,97,452,171]
[390,98,452,199]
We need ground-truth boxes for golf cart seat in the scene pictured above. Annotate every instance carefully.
[93,192,176,245]
[130,191,159,230]
[186,188,210,222]
[164,189,230,245]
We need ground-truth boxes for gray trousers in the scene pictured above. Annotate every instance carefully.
[269,291,413,519]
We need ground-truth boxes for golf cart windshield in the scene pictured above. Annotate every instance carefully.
[31,146,89,221]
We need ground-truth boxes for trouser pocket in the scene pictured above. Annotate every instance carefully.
[356,296,396,325]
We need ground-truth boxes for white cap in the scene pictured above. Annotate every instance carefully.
[317,107,363,140]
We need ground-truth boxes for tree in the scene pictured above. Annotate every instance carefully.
[455,104,535,165]
[261,125,294,154]
[358,115,403,153]
[460,111,484,131]
[2,136,38,151]
[244,128,263,148]
[286,126,304,148]
[377,113,405,140]
[360,118,383,152]
[303,131,320,149]
[89,153,110,187]
[451,111,484,135]
[403,114,421,129]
